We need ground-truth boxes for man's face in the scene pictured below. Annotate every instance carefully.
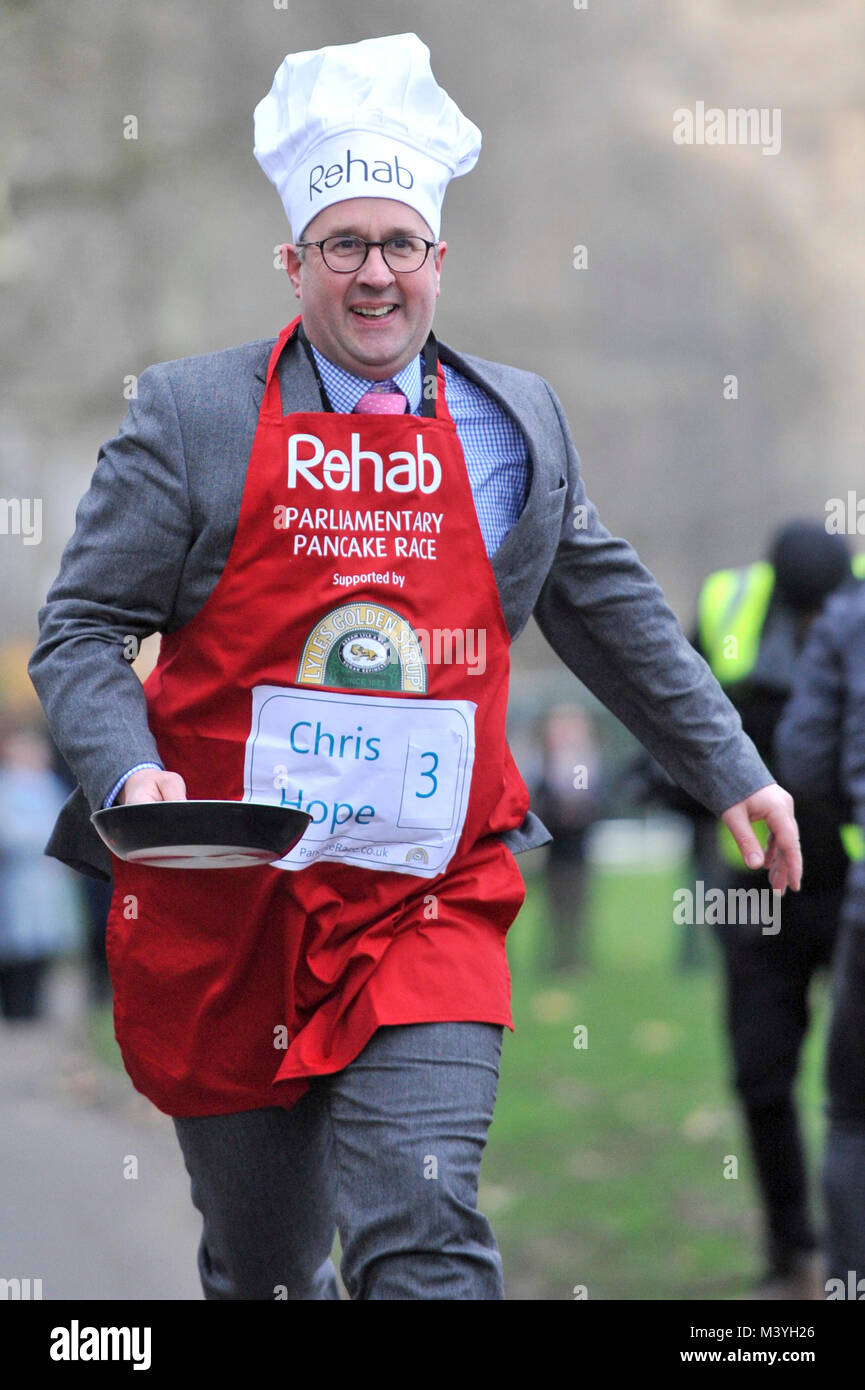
[282,197,446,379]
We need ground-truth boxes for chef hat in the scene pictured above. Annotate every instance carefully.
[253,33,481,240]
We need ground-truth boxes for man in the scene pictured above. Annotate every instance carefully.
[775,577,865,1296]
[29,33,800,1301]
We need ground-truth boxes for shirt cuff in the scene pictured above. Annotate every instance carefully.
[104,762,163,808]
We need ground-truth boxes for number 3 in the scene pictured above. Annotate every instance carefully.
[416,750,438,799]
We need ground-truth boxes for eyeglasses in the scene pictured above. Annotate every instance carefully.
[294,234,439,274]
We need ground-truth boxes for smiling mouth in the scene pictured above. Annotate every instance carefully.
[351,305,399,318]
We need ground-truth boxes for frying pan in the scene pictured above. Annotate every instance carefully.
[91,799,311,869]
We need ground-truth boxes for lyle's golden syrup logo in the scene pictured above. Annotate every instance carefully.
[298,603,427,692]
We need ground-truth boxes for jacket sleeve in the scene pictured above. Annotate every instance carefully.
[28,364,193,813]
[531,380,774,817]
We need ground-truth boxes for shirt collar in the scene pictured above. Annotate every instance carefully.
[308,341,423,414]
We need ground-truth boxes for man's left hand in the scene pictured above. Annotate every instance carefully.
[720,783,802,894]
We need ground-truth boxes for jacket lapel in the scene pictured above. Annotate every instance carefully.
[251,332,323,416]
[436,342,559,590]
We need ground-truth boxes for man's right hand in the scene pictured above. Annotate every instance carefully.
[118,769,187,805]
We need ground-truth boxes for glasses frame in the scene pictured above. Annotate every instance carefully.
[294,234,439,274]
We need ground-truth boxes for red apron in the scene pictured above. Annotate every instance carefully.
[105,317,530,1116]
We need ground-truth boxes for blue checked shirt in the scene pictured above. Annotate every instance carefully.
[105,339,530,807]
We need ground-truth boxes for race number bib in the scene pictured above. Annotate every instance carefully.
[243,685,476,877]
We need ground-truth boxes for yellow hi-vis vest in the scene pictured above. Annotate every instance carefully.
[698,556,865,867]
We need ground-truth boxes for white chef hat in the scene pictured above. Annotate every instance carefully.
[253,33,481,241]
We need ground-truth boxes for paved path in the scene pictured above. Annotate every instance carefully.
[0,967,201,1300]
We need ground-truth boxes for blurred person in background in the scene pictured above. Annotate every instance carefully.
[692,520,858,1298]
[775,574,865,1299]
[529,704,602,971]
[51,744,112,1006]
[0,725,81,1021]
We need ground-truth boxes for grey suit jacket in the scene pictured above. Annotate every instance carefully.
[29,330,773,878]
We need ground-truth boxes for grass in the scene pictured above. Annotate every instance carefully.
[88,859,830,1301]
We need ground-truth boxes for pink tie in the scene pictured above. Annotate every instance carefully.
[353,381,408,414]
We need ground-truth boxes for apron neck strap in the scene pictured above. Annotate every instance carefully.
[420,333,439,419]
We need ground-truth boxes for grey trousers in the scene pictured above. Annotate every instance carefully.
[172,1021,505,1300]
